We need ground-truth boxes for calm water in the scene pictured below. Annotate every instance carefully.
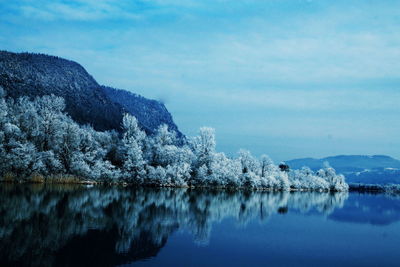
[0,184,399,267]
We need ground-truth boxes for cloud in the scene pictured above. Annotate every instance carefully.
[11,0,142,21]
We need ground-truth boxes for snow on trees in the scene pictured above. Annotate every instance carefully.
[191,127,216,181]
[121,114,146,181]
[0,94,349,191]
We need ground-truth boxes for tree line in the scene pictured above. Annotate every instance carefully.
[0,89,348,191]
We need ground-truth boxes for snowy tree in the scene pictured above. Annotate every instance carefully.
[207,153,241,186]
[120,114,146,181]
[191,127,216,180]
[3,141,44,178]
[260,155,273,178]
[0,93,349,191]
[149,124,179,167]
[146,165,167,185]
[0,86,5,98]
[238,150,262,187]
[259,155,278,188]
[37,150,63,175]
[122,113,146,143]
[276,170,291,191]
[144,124,194,185]
[238,150,260,175]
[56,122,81,174]
[0,91,7,172]
[316,163,348,191]
[290,167,329,191]
[34,95,66,152]
[165,162,191,186]
[0,89,7,124]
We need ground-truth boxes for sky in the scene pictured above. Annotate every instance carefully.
[0,0,399,162]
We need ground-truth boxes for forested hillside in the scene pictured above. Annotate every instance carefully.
[102,86,182,136]
[0,51,180,134]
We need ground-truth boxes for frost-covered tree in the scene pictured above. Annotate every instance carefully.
[259,155,279,188]
[0,93,349,191]
[149,124,179,167]
[290,166,330,191]
[34,95,66,151]
[0,89,7,172]
[206,153,241,186]
[57,122,81,174]
[120,114,146,181]
[238,150,260,175]
[144,124,194,186]
[276,170,291,191]
[191,127,216,180]
[238,150,262,187]
[316,163,349,191]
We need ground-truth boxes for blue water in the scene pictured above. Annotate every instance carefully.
[0,185,399,267]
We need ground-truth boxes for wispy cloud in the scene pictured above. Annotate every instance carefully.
[7,0,142,21]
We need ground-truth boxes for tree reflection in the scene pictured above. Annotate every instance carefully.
[0,184,348,267]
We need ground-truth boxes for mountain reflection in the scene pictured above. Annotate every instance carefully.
[329,193,400,225]
[0,184,349,266]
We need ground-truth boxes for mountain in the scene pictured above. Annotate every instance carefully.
[102,86,182,137]
[286,155,400,184]
[0,51,181,135]
[286,155,400,173]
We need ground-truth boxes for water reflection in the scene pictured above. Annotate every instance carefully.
[0,184,393,266]
[329,193,400,225]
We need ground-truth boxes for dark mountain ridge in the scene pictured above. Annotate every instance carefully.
[0,50,181,135]
[102,86,181,137]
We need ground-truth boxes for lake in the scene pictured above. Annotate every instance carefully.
[0,184,399,267]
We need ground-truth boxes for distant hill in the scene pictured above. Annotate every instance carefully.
[286,155,400,184]
[0,51,181,135]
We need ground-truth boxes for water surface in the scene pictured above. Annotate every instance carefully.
[0,184,399,267]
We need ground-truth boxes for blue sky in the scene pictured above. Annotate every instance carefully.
[1,0,399,162]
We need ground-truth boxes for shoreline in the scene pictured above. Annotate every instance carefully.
[0,176,339,192]
[348,183,400,194]
[2,174,399,194]
[1,175,398,194]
